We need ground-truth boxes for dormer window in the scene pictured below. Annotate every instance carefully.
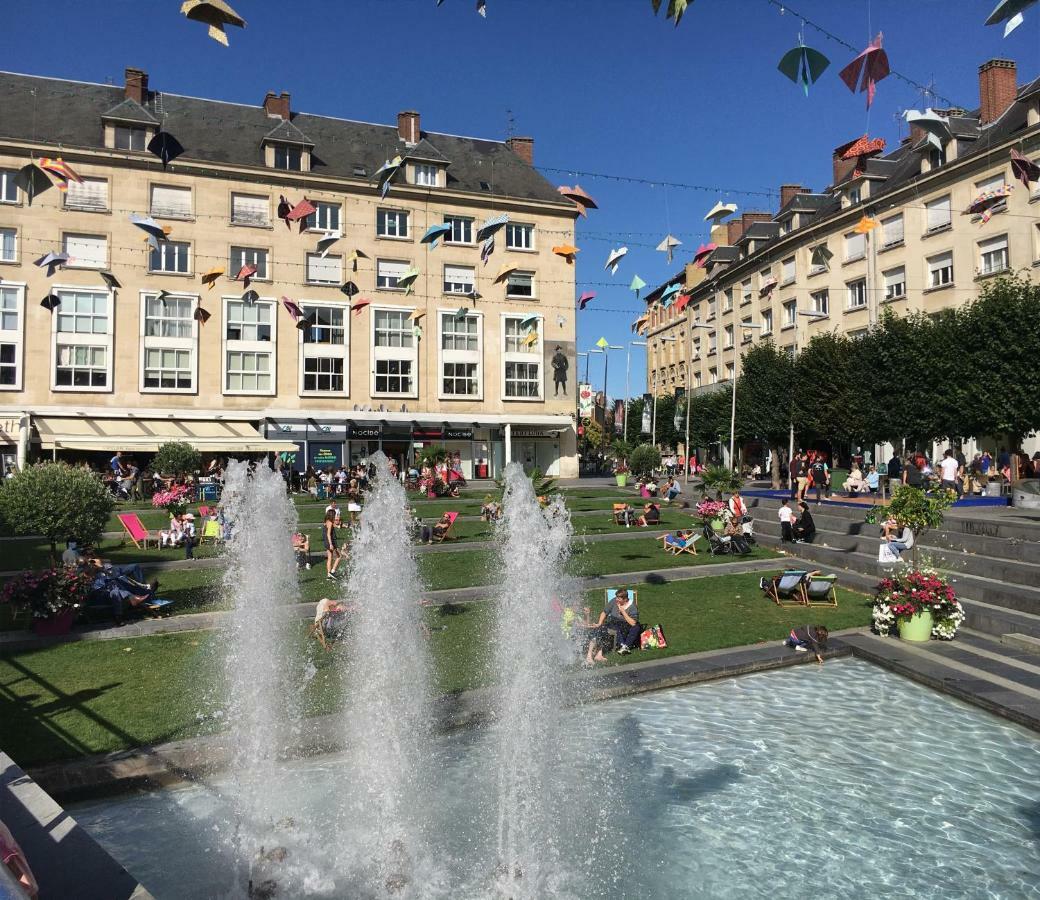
[274,145,302,171]
[263,117,313,173]
[413,163,439,187]
[845,186,861,206]
[114,126,148,151]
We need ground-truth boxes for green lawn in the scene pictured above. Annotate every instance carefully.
[0,571,869,767]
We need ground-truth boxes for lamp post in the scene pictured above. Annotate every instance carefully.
[726,322,764,471]
[626,340,647,443]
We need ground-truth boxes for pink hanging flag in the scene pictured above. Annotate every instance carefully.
[839,33,890,109]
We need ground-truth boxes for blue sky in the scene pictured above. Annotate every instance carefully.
[5,0,1038,398]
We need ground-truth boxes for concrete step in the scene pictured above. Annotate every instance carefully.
[1002,633,1040,655]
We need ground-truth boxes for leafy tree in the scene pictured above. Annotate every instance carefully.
[579,419,607,459]
[629,444,661,478]
[794,331,867,447]
[735,340,796,486]
[624,397,646,445]
[687,388,730,460]
[0,463,114,561]
[152,441,202,476]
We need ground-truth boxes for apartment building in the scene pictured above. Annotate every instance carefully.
[0,67,579,477]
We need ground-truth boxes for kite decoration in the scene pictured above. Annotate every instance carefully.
[277,196,292,229]
[480,235,495,265]
[100,271,122,290]
[578,291,596,310]
[494,263,518,284]
[194,305,211,325]
[455,306,472,321]
[985,0,1038,36]
[965,183,1013,224]
[604,246,628,274]
[1010,148,1040,189]
[519,313,539,330]
[201,267,225,290]
[373,156,403,199]
[15,163,53,205]
[297,311,317,333]
[285,198,317,232]
[656,234,682,264]
[629,275,647,299]
[759,275,777,298]
[810,244,833,270]
[347,249,369,272]
[853,216,880,234]
[557,185,598,217]
[476,213,509,242]
[522,330,539,348]
[466,289,482,302]
[632,314,648,335]
[241,290,259,305]
[660,284,681,307]
[132,218,172,251]
[903,109,951,151]
[281,297,303,320]
[181,0,246,46]
[777,36,830,96]
[236,264,258,289]
[340,281,360,299]
[477,0,487,16]
[41,294,62,312]
[839,33,890,109]
[692,243,717,269]
[397,267,420,294]
[316,231,341,258]
[421,223,453,248]
[34,252,69,277]
[704,201,737,224]
[351,300,371,317]
[147,132,185,169]
[409,309,426,322]
[37,157,83,191]
[650,0,690,27]
[552,244,579,264]
[155,290,174,307]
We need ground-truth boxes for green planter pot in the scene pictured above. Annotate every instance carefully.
[897,610,934,642]
[615,474,628,487]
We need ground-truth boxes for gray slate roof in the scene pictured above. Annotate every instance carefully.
[263,117,314,147]
[0,71,565,204]
[404,138,450,165]
[101,97,158,125]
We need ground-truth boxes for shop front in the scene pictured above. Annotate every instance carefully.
[509,428,562,477]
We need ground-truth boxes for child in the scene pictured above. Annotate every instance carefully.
[777,499,794,543]
[785,624,829,663]
[291,531,311,570]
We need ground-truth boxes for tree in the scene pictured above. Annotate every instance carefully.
[629,444,661,479]
[152,441,202,476]
[624,397,646,445]
[794,331,867,447]
[735,340,796,486]
[0,463,114,561]
[687,388,730,460]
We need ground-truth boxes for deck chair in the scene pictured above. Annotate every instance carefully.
[432,511,459,543]
[804,572,838,607]
[198,505,211,518]
[612,503,632,526]
[762,570,809,606]
[199,518,222,544]
[658,531,699,556]
[117,512,157,549]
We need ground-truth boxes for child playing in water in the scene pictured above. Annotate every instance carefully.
[784,625,829,664]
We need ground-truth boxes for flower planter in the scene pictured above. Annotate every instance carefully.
[897,610,934,642]
[31,608,77,637]
[615,474,628,487]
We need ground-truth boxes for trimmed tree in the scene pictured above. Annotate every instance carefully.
[0,462,115,562]
[629,444,661,479]
[152,441,202,476]
[736,340,796,487]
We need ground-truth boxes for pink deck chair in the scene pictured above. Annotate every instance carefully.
[433,511,459,543]
[117,512,157,549]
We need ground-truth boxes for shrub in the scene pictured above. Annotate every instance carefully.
[152,441,202,476]
[152,484,192,517]
[629,444,661,479]
[0,462,114,561]
[700,464,742,495]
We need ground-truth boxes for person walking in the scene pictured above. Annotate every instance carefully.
[938,449,962,496]
[808,455,829,505]
[789,452,804,500]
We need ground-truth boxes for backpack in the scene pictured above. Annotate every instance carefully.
[812,462,827,480]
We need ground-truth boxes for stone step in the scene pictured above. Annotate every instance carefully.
[1002,633,1040,655]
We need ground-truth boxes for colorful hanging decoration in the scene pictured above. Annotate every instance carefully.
[810,244,833,270]
[347,249,368,271]
[37,157,83,191]
[373,156,403,199]
[397,268,420,294]
[839,33,890,109]
[692,243,717,269]
[147,132,185,169]
[181,0,246,46]
[650,0,690,27]
[494,263,518,284]
[629,275,647,299]
[853,215,880,234]
[15,163,52,206]
[281,297,303,320]
[578,291,596,310]
[604,246,628,274]
[285,198,316,232]
[477,213,509,242]
[557,185,598,217]
[903,109,951,151]
[704,201,737,224]
[1010,148,1040,190]
[200,267,224,290]
[552,244,579,263]
[656,234,682,263]
[777,36,830,96]
[236,264,258,289]
[316,231,341,258]
[34,252,69,277]
[421,223,453,248]
[480,235,495,265]
[985,0,1038,37]
[965,183,1013,223]
[351,300,371,316]
[759,275,777,298]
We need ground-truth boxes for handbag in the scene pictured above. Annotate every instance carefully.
[878,543,898,564]
[639,624,668,650]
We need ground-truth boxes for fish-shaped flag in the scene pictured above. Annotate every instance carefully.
[693,243,717,269]
[277,196,292,229]
[656,234,682,263]
[297,311,317,333]
[373,156,403,199]
[552,244,579,264]
[777,36,830,96]
[810,244,833,270]
[129,214,170,251]
[454,306,471,320]
[15,163,52,205]
[467,289,483,302]
[650,0,690,27]
[904,109,951,151]
[281,297,303,320]
[476,213,509,242]
[351,300,371,316]
[1010,148,1040,190]
[340,281,360,298]
[100,270,121,290]
[347,249,369,272]
[759,275,777,298]
[985,0,1038,36]
[629,275,647,299]
[37,157,83,191]
[604,246,628,274]
[519,314,539,330]
[201,267,225,290]
[241,290,259,305]
[147,132,185,169]
[704,201,737,224]
[595,336,609,349]
[965,183,1013,223]
[480,235,495,265]
[421,223,453,248]
[194,305,211,325]
[236,264,258,289]
[839,33,890,109]
[661,284,681,301]
[181,0,246,46]
[578,291,596,310]
[285,198,316,232]
[522,329,539,348]
[34,252,69,277]
[853,216,880,234]
[632,314,648,335]
[557,185,598,217]
[316,231,341,258]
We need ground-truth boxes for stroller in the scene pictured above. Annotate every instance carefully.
[702,522,733,556]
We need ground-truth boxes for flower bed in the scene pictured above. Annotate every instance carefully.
[152,484,192,517]
[1,566,95,620]
[872,567,964,640]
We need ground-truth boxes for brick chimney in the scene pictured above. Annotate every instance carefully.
[832,144,859,186]
[263,91,291,120]
[506,136,534,165]
[124,67,148,104]
[398,110,420,146]
[978,59,1017,125]
[726,218,744,245]
[727,212,771,245]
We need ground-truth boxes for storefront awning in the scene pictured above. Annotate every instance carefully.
[33,417,298,454]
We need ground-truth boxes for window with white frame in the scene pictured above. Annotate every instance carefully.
[708,366,718,384]
[883,266,906,300]
[0,228,16,263]
[740,317,752,342]
[725,362,735,381]
[810,289,829,316]
[231,193,270,227]
[925,195,952,232]
[707,329,718,352]
[881,213,904,247]
[149,241,191,274]
[978,234,1009,275]
[741,278,752,304]
[0,170,17,204]
[376,209,409,238]
[373,308,416,396]
[782,300,796,327]
[723,324,734,348]
[848,328,868,340]
[506,270,535,299]
[62,234,107,269]
[306,252,341,285]
[230,247,269,281]
[847,278,867,309]
[844,231,865,261]
[707,299,717,319]
[440,312,481,397]
[377,259,408,290]
[413,164,439,187]
[503,315,541,399]
[694,371,702,388]
[506,223,534,250]
[761,309,773,334]
[141,293,196,391]
[64,177,108,212]
[846,185,862,206]
[722,288,733,311]
[781,256,796,284]
[150,184,192,219]
[444,216,473,244]
[443,264,474,295]
[53,289,111,390]
[113,125,147,151]
[300,304,348,395]
[927,251,954,288]
[0,285,23,388]
[809,243,828,274]
[224,299,275,394]
[273,145,303,171]
[304,201,340,233]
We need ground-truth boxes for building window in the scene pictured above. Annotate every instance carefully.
[373,308,417,396]
[741,278,752,305]
[694,371,702,388]
[503,315,541,399]
[150,185,192,219]
[881,214,904,247]
[300,304,348,395]
[504,362,540,398]
[505,271,535,299]
[149,241,191,274]
[759,309,772,335]
[846,186,861,206]
[506,223,534,250]
[230,247,269,281]
[374,359,412,394]
[224,299,275,394]
[0,285,23,388]
[927,251,954,288]
[377,259,409,290]
[231,193,270,227]
[722,288,733,312]
[782,300,796,327]
[53,289,111,391]
[0,170,18,204]
[844,231,865,262]
[978,235,1009,276]
[444,216,473,244]
[723,324,734,348]
[707,329,718,353]
[64,177,108,212]
[144,293,193,338]
[443,264,475,295]
[925,195,952,232]
[883,266,906,300]
[781,256,796,284]
[707,299,717,320]
[273,145,303,171]
[143,348,193,391]
[440,312,481,398]
[305,252,342,285]
[708,367,718,384]
[810,289,829,316]
[114,126,147,151]
[725,362,735,381]
[413,164,439,187]
[62,234,107,269]
[847,279,867,309]
[305,201,341,233]
[376,209,409,239]
[0,228,17,263]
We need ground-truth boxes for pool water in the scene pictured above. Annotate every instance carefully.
[71,659,1040,898]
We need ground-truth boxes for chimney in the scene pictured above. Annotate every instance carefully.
[779,184,806,210]
[505,136,534,166]
[832,144,859,186]
[263,91,291,120]
[726,218,744,245]
[727,212,771,245]
[124,67,148,104]
[398,110,420,146]
[978,59,1017,125]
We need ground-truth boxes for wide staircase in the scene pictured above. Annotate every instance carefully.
[746,495,1040,652]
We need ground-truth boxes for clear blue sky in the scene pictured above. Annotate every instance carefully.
[5,0,1037,399]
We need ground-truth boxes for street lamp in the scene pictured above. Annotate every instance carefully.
[626,340,647,441]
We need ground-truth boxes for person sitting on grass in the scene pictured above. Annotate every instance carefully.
[663,476,682,505]
[636,502,661,528]
[160,513,186,548]
[593,587,642,658]
[292,531,311,570]
[792,501,817,544]
[784,624,829,664]
[430,512,454,543]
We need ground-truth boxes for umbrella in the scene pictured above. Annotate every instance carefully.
[480,235,495,265]
[373,156,403,199]
[316,231,341,258]
[34,252,69,277]
[853,215,880,234]
[281,297,303,320]
[40,294,61,312]
[578,290,596,310]
[476,213,509,242]
[100,270,121,290]
[340,281,360,298]
[351,300,371,316]
[397,268,420,294]
[630,275,647,298]
[777,37,830,96]
[839,33,890,109]
[810,244,833,270]
[201,267,225,290]
[236,264,258,289]
[147,132,185,169]
[15,163,52,206]
[347,248,369,271]
[241,289,259,305]
[552,244,579,263]
[1010,148,1040,189]
[421,223,453,248]
[604,246,628,274]
[181,0,246,46]
[704,201,737,224]
[37,157,83,191]
[557,185,598,217]
[656,234,682,263]
[194,306,211,325]
[693,242,717,268]
[494,263,518,283]
[985,0,1038,36]
[904,109,951,151]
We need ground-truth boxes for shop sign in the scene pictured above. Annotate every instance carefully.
[444,428,473,441]
[309,442,343,470]
[411,427,443,441]
[512,429,558,440]
[346,424,381,439]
